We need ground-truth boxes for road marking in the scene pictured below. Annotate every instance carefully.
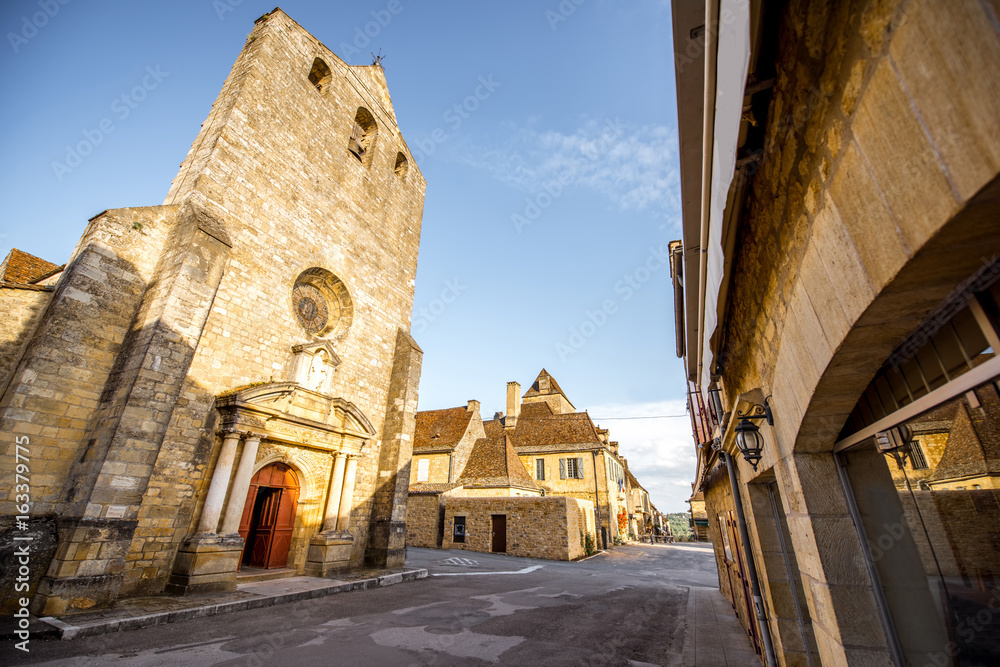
[441,556,479,567]
[431,564,543,577]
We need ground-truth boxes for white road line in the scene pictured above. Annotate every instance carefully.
[431,565,544,577]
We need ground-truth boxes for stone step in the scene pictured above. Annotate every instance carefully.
[236,567,298,583]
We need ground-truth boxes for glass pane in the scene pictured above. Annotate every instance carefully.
[841,374,1000,666]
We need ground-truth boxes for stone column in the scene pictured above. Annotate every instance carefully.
[166,430,254,596]
[196,432,242,534]
[336,455,359,531]
[322,452,348,532]
[306,451,356,577]
[220,434,262,535]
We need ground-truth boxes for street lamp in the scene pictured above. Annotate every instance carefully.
[733,399,773,471]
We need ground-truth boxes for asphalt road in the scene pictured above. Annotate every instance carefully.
[9,543,724,666]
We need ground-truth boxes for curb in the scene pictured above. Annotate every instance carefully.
[37,568,428,640]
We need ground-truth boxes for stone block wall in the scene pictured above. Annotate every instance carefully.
[704,1,1000,662]
[441,496,594,561]
[405,493,443,548]
[410,453,452,485]
[0,288,53,394]
[1,9,426,612]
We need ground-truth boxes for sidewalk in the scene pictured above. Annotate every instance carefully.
[6,567,427,641]
[681,586,761,666]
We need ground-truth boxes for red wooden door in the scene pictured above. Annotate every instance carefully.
[238,463,299,569]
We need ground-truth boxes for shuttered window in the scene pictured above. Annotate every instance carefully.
[535,458,545,480]
[416,458,430,482]
[560,457,584,479]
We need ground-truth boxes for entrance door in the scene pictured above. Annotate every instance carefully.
[239,462,299,568]
[491,514,507,553]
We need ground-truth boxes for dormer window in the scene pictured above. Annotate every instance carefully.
[348,107,377,165]
[308,58,331,93]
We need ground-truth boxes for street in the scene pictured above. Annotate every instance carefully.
[8,543,758,666]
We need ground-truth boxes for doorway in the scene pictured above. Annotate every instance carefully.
[491,514,507,553]
[239,462,299,569]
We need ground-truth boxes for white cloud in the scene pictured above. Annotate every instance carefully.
[459,119,681,217]
[589,399,697,514]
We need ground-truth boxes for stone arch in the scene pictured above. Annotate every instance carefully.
[308,57,332,93]
[348,107,378,165]
[770,176,1000,459]
[252,449,316,504]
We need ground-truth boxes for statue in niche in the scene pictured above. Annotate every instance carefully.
[289,342,340,394]
[306,350,330,392]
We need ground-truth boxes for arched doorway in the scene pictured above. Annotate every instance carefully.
[238,462,299,569]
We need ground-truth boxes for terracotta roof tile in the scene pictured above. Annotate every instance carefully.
[483,407,603,452]
[0,249,59,284]
[457,432,540,491]
[413,406,473,451]
[408,482,463,495]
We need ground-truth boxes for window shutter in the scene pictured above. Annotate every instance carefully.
[559,458,566,479]
[577,457,584,479]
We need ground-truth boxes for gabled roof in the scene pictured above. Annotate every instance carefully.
[0,249,60,285]
[413,406,473,451]
[456,432,540,491]
[927,386,1000,483]
[523,368,568,399]
[483,410,604,452]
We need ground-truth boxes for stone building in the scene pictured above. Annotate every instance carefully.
[409,401,484,485]
[483,370,634,548]
[0,9,425,615]
[671,0,1000,664]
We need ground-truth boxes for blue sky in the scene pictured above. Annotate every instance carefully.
[0,0,695,512]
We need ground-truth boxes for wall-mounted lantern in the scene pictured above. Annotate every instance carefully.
[733,398,774,471]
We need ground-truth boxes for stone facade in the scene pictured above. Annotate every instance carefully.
[441,496,595,561]
[672,0,1000,664]
[0,9,425,615]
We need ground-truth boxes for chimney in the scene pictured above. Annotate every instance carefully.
[505,381,521,429]
[466,399,480,415]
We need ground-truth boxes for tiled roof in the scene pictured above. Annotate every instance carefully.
[520,402,554,419]
[413,406,473,451]
[0,248,60,284]
[408,482,463,495]
[927,386,1000,482]
[457,432,540,491]
[523,368,568,398]
[483,407,603,452]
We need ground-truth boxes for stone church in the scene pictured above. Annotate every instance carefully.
[0,9,425,615]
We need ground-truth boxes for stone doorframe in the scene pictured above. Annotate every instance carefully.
[167,382,376,594]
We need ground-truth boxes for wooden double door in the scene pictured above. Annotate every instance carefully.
[239,463,299,569]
